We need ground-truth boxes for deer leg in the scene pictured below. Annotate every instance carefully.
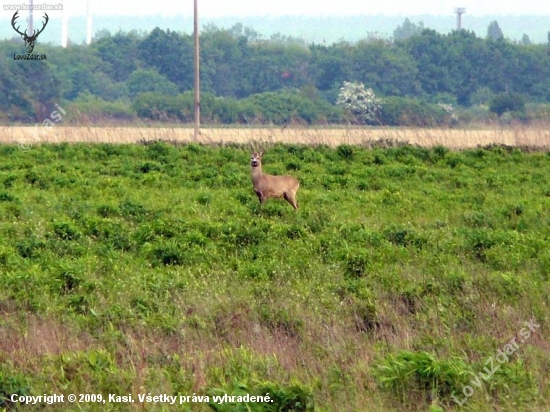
[284,192,298,210]
[255,190,265,204]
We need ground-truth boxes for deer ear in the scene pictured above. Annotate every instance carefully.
[260,149,265,157]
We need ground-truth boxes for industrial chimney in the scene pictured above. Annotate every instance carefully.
[61,1,68,47]
[454,7,466,30]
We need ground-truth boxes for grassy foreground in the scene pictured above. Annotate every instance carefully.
[0,141,548,411]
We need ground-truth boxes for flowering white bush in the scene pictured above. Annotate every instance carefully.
[336,81,383,124]
[437,102,459,124]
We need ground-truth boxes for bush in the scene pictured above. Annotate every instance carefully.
[336,81,383,125]
[0,373,30,409]
[130,88,469,126]
[126,69,179,98]
[132,92,192,121]
[238,90,338,125]
[489,93,526,116]
[50,221,81,241]
[150,240,186,266]
[379,96,449,126]
[336,144,354,160]
[373,351,470,404]
[67,92,136,122]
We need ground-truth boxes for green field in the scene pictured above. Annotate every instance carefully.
[0,141,548,411]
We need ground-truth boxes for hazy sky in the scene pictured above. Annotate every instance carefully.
[39,0,550,17]
[1,0,549,44]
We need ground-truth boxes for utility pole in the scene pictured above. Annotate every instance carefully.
[454,7,466,30]
[193,0,200,140]
[28,0,33,35]
[61,0,68,47]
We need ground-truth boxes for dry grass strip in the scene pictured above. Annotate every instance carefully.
[1,125,549,149]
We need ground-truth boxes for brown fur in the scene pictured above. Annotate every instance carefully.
[251,150,300,210]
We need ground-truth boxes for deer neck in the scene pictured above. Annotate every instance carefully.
[251,165,263,183]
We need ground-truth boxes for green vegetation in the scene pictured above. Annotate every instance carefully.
[0,141,548,411]
[489,93,526,117]
[2,24,550,126]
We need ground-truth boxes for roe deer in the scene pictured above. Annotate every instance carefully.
[250,150,300,210]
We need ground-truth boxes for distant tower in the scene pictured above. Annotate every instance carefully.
[61,0,68,47]
[86,0,92,45]
[454,7,466,30]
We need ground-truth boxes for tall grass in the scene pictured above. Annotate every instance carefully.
[1,125,550,149]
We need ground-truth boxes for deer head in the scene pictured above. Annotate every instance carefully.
[250,150,264,169]
[11,11,49,54]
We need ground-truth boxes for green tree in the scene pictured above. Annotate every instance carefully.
[0,54,34,121]
[19,60,62,120]
[393,19,425,41]
[489,92,525,116]
[487,21,504,41]
[200,25,245,97]
[91,30,143,82]
[402,30,453,98]
[139,28,194,92]
[401,29,502,105]
[446,30,493,105]
[352,39,420,97]
[47,43,125,101]
[227,23,262,43]
[240,42,312,96]
[126,69,178,98]
[484,38,513,93]
[471,87,493,106]
[309,42,353,98]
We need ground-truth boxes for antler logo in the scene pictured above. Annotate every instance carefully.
[11,11,49,54]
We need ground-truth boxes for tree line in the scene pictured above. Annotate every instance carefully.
[1,22,550,125]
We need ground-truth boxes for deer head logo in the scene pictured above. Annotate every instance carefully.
[11,11,49,54]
